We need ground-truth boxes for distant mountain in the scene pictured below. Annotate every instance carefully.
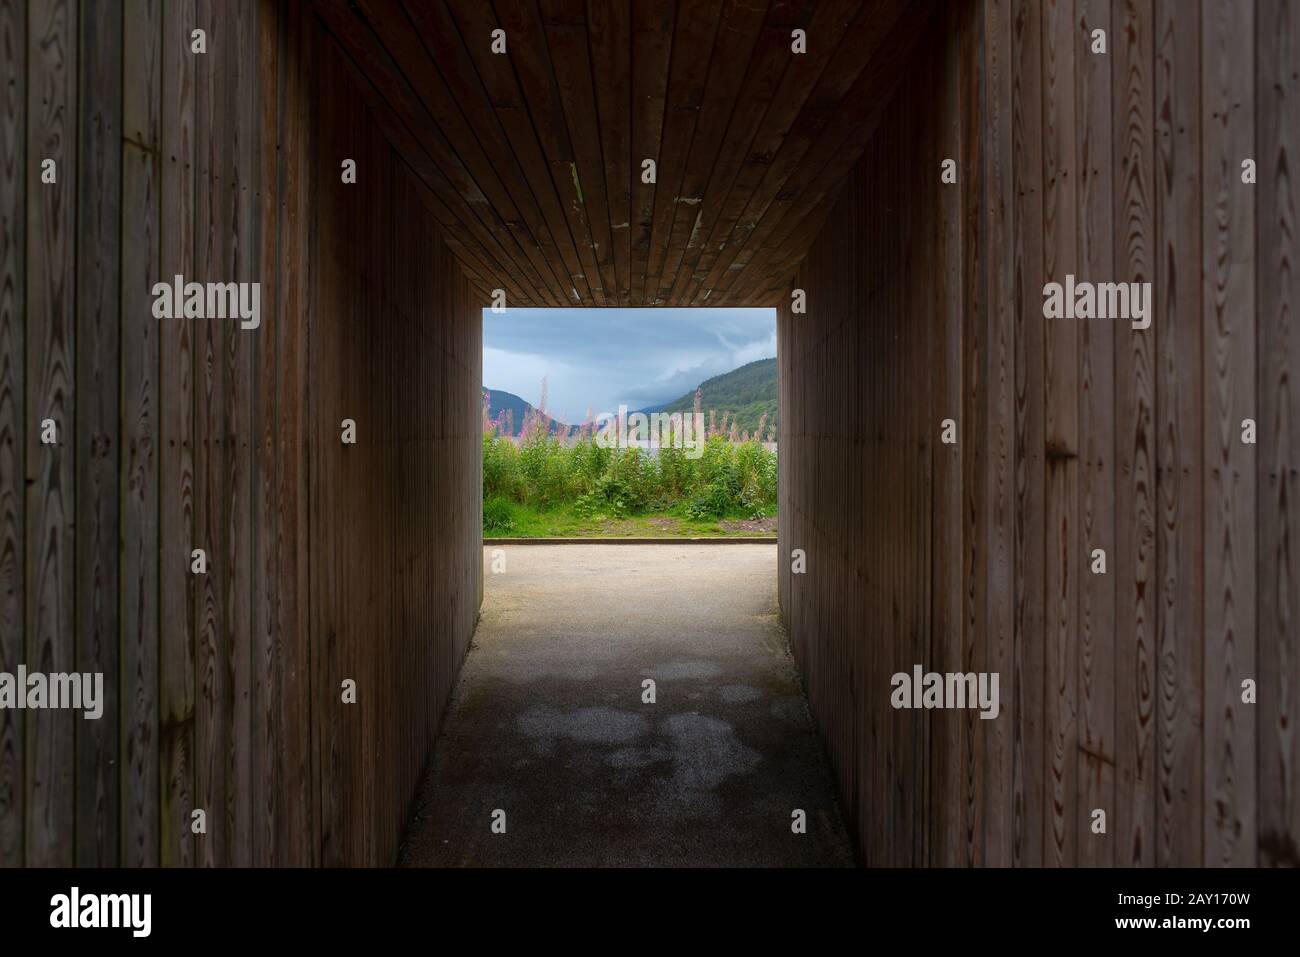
[483,388,568,437]
[654,357,777,437]
[488,359,777,440]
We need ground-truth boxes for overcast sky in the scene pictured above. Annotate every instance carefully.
[482,307,777,425]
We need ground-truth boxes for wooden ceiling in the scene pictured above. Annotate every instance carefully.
[312,0,932,307]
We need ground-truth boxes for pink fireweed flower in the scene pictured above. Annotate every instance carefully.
[522,375,550,442]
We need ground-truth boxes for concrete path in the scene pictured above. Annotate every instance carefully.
[398,544,855,867]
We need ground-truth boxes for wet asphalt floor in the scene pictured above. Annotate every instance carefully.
[398,544,855,867]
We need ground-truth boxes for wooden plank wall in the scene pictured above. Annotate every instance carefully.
[778,0,1299,866]
[0,0,482,867]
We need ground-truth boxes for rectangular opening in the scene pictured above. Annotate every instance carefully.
[481,306,778,540]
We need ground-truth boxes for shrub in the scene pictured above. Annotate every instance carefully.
[483,495,517,532]
[482,410,778,524]
[482,434,522,501]
[685,480,735,519]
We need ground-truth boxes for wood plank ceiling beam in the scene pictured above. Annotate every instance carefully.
[311,0,933,308]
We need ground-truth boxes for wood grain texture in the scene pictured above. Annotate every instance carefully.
[121,0,161,871]
[410,0,571,305]
[542,0,620,302]
[225,0,257,868]
[76,0,124,868]
[671,0,834,304]
[628,0,674,304]
[159,0,197,869]
[1074,0,1115,868]
[0,0,1292,869]
[1257,0,1300,869]
[492,0,600,302]
[981,0,1015,867]
[25,0,77,868]
[0,0,489,868]
[1113,0,1157,868]
[1041,0,1080,868]
[312,0,537,306]
[1153,0,1204,867]
[1009,0,1044,868]
[1201,0,1256,867]
[252,0,280,869]
[685,0,870,304]
[958,0,985,867]
[310,0,932,305]
[434,0,585,302]
[708,0,926,304]
[356,0,566,305]
[193,0,228,866]
[931,0,965,867]
[275,0,315,866]
[782,0,1294,866]
[778,1,976,865]
[641,0,723,305]
[0,0,25,868]
[585,0,633,300]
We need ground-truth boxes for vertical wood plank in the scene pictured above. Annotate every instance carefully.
[1257,0,1300,868]
[0,0,25,867]
[159,0,197,868]
[120,0,162,868]
[959,0,986,867]
[629,0,674,303]
[1041,0,1080,868]
[1201,0,1256,867]
[310,32,341,865]
[192,0,228,867]
[586,0,632,303]
[1153,0,1204,867]
[74,0,122,867]
[224,0,256,868]
[1075,0,1115,868]
[982,0,1016,867]
[277,0,315,865]
[929,0,964,866]
[24,0,77,868]
[1010,0,1045,868]
[956,0,982,868]
[252,0,280,869]
[1113,0,1157,868]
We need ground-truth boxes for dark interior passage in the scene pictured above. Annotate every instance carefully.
[1,0,1296,868]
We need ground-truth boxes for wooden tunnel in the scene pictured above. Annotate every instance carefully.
[0,0,1296,866]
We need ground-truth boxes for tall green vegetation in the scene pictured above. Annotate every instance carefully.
[481,389,777,534]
